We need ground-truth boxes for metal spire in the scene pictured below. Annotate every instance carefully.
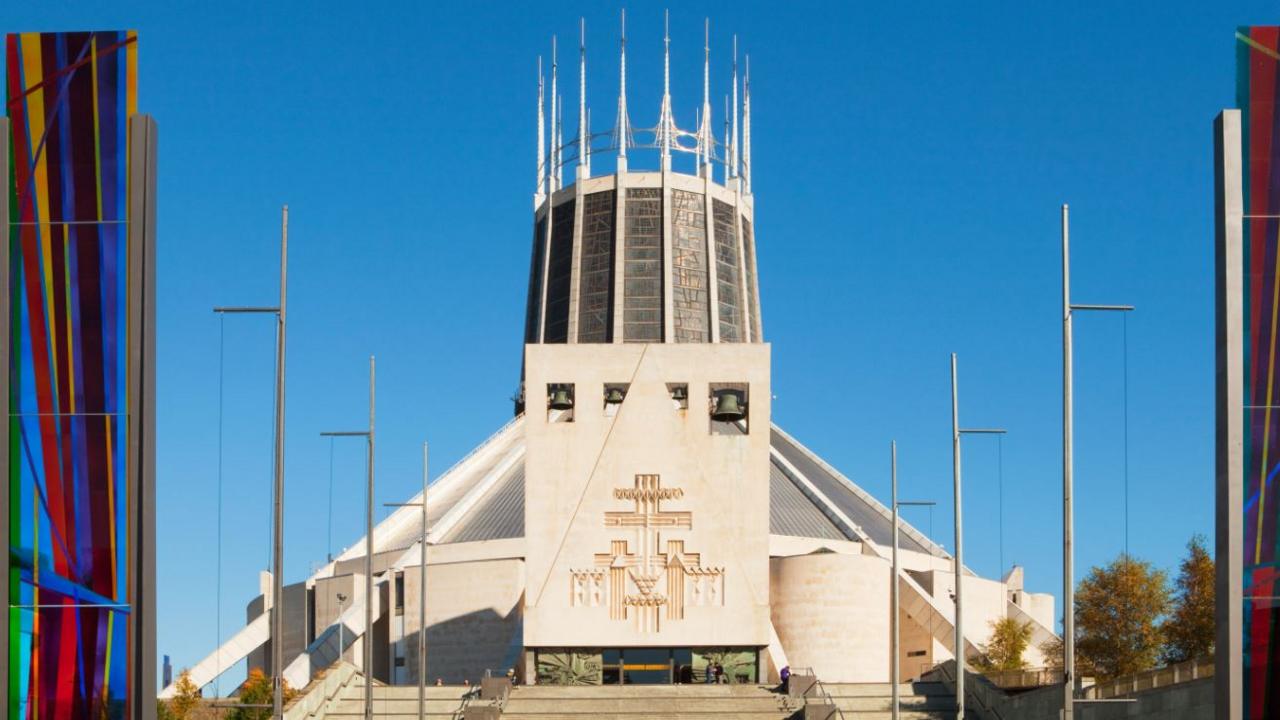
[550,36,559,191]
[537,56,546,199]
[660,9,672,167]
[579,18,589,179]
[701,18,711,173]
[557,93,564,190]
[616,9,629,161]
[743,53,751,193]
[723,93,730,183]
[731,35,739,180]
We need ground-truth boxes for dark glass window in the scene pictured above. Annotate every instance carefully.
[713,199,743,342]
[577,191,616,342]
[524,216,548,343]
[742,216,761,341]
[543,198,576,343]
[671,190,710,343]
[624,188,663,342]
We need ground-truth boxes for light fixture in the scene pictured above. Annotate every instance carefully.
[605,387,626,405]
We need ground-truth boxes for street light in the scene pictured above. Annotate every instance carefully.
[890,440,936,720]
[212,205,288,720]
[320,355,376,720]
[1060,204,1134,720]
[949,353,1007,720]
[385,441,430,720]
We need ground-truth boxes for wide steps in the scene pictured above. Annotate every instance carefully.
[320,682,955,719]
[507,685,776,698]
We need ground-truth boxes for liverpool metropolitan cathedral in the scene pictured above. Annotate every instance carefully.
[165,18,1057,696]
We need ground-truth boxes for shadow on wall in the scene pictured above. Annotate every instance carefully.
[412,605,521,685]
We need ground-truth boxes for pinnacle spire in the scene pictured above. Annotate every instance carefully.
[616,9,630,161]
[557,92,564,190]
[579,18,590,179]
[550,36,559,191]
[731,35,739,181]
[743,53,751,194]
[659,9,673,168]
[537,55,546,200]
[701,18,712,174]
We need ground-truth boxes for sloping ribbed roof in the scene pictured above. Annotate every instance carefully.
[769,426,942,556]
[332,419,950,559]
[442,464,526,544]
[768,462,847,541]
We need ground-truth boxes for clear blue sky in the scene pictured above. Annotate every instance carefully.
[6,0,1268,689]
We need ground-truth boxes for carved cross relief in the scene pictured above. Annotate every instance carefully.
[570,474,725,633]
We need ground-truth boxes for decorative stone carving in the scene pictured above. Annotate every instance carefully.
[574,474,724,632]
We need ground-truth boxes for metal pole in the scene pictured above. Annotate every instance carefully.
[419,441,428,720]
[365,356,376,720]
[337,593,347,663]
[891,441,900,720]
[950,353,964,720]
[273,205,288,720]
[1062,203,1074,720]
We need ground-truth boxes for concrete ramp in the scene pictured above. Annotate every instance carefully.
[283,586,382,690]
[159,611,270,698]
[897,571,983,662]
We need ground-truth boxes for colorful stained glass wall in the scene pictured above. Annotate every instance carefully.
[1238,25,1280,720]
[6,30,137,719]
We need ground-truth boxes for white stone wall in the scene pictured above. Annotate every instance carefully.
[401,558,525,685]
[523,343,772,649]
[769,553,891,682]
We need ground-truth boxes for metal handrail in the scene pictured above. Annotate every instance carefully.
[1082,657,1214,699]
[928,660,1007,720]
[790,667,847,720]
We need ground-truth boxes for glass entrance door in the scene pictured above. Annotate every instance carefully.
[620,648,672,684]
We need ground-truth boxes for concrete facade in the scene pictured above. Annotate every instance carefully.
[770,553,891,682]
[401,558,525,684]
[523,343,772,650]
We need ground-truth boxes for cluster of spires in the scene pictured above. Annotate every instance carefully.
[534,11,753,203]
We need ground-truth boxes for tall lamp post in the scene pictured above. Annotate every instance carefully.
[212,205,289,720]
[1060,204,1133,720]
[949,353,1007,719]
[890,440,936,720]
[386,441,430,719]
[321,356,376,720]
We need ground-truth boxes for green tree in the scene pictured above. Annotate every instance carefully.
[1075,554,1170,680]
[1161,534,1215,664]
[974,617,1034,672]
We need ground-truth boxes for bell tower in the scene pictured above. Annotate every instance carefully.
[521,15,772,682]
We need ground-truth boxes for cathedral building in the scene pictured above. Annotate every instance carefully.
[163,15,1056,697]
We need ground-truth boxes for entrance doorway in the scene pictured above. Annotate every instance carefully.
[534,647,758,685]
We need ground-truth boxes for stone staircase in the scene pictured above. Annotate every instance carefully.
[315,682,473,718]
[297,679,954,719]
[821,682,955,718]
[499,684,793,719]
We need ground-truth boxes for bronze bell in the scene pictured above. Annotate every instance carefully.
[711,390,746,422]
[548,387,574,410]
[605,387,626,405]
[671,385,688,401]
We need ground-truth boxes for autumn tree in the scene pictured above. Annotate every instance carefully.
[1161,534,1215,664]
[974,617,1034,672]
[163,669,202,720]
[229,669,296,720]
[1075,554,1169,680]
